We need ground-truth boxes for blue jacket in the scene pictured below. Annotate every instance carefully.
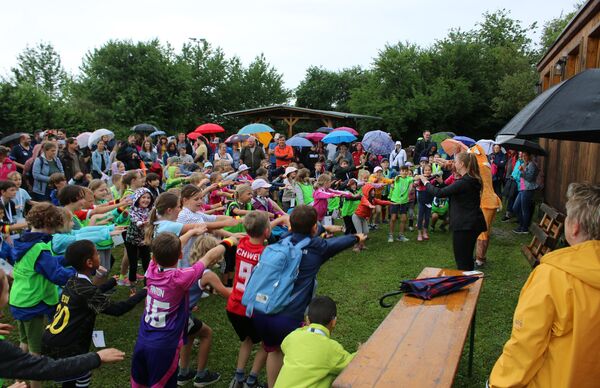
[32,156,64,195]
[519,161,539,191]
[9,232,76,320]
[277,228,357,321]
[91,150,110,175]
[52,225,115,255]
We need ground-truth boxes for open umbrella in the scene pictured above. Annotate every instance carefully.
[76,132,92,149]
[131,123,158,133]
[286,136,313,148]
[305,132,326,142]
[362,130,395,155]
[149,130,166,138]
[441,139,468,156]
[379,275,481,307]
[294,132,309,138]
[431,131,456,145]
[88,128,114,148]
[453,136,476,146]
[333,126,359,136]
[187,132,204,140]
[238,123,274,135]
[225,134,250,144]
[195,123,225,135]
[496,69,600,143]
[0,132,24,146]
[499,138,547,156]
[322,130,357,145]
[317,127,334,134]
[476,139,496,155]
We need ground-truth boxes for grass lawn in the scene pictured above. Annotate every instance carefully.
[1,216,534,387]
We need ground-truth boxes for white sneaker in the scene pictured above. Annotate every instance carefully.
[397,235,409,242]
[387,234,394,243]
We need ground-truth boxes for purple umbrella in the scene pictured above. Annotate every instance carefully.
[362,130,395,155]
[453,136,476,146]
[379,275,481,306]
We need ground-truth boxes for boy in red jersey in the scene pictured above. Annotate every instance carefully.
[226,211,271,388]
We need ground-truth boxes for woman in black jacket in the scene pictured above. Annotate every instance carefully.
[418,152,486,270]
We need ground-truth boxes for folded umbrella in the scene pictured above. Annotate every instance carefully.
[238,123,275,135]
[286,136,313,148]
[305,132,326,142]
[88,128,115,148]
[195,123,225,135]
[499,138,547,156]
[322,130,357,145]
[379,275,481,307]
[362,130,395,155]
[441,138,468,156]
[333,126,359,136]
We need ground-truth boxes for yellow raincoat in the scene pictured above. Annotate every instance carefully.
[490,240,600,388]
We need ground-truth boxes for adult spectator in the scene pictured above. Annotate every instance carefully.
[193,138,209,164]
[413,130,433,164]
[240,136,266,176]
[178,145,194,164]
[326,143,337,162]
[419,152,486,270]
[333,144,354,169]
[156,136,168,161]
[0,146,17,180]
[274,135,294,168]
[59,137,82,181]
[32,142,64,201]
[489,182,600,388]
[268,133,281,165]
[490,144,506,199]
[512,152,539,234]
[352,142,365,167]
[501,150,519,221]
[9,134,33,172]
[139,139,158,165]
[162,142,178,165]
[176,132,194,156]
[91,140,111,179]
[213,143,233,166]
[301,145,320,173]
[389,141,407,171]
[117,135,142,171]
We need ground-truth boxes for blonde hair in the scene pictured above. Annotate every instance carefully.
[234,184,252,201]
[297,168,311,183]
[357,169,370,181]
[315,173,332,189]
[566,182,600,240]
[88,179,106,193]
[189,235,219,265]
[189,172,207,186]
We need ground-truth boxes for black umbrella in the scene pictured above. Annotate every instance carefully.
[499,138,547,156]
[0,132,25,146]
[131,123,158,133]
[496,69,600,143]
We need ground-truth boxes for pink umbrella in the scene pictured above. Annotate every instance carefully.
[333,126,359,136]
[305,132,326,142]
[195,123,225,134]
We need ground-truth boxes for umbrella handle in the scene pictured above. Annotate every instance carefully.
[379,290,404,308]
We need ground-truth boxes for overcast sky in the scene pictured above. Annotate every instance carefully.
[1,0,575,89]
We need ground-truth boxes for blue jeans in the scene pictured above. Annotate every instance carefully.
[512,190,534,231]
[417,191,432,230]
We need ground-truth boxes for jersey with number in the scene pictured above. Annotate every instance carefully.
[226,236,265,316]
[136,259,206,349]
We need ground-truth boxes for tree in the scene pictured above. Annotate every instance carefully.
[295,66,367,111]
[538,2,584,55]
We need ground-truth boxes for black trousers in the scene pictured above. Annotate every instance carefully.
[452,230,480,271]
[124,242,150,283]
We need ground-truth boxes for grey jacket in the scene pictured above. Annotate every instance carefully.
[32,155,64,195]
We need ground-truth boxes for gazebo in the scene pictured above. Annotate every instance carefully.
[222,104,381,137]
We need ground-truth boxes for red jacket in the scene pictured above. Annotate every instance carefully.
[354,184,392,219]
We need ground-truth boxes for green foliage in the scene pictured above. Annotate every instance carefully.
[295,66,367,112]
[538,2,584,56]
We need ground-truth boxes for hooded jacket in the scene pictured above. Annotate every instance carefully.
[490,240,600,388]
[126,188,154,246]
[354,184,392,219]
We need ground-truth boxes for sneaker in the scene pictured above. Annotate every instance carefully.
[178,370,196,386]
[244,381,266,388]
[387,234,394,243]
[194,370,221,387]
[117,278,130,287]
[512,228,529,235]
[409,226,414,232]
[396,235,409,242]
[501,215,512,222]
[201,291,210,299]
[228,376,244,388]
[475,259,486,268]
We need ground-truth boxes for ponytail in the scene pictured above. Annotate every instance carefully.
[144,191,179,245]
[144,207,159,246]
[457,152,482,190]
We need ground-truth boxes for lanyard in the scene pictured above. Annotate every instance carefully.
[1,198,13,224]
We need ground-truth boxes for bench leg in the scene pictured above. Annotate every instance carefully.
[468,309,476,377]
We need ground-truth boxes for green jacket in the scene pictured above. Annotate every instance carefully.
[389,176,412,204]
[9,242,59,308]
[224,201,253,233]
[297,182,314,205]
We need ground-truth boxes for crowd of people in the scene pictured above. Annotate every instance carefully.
[0,127,597,388]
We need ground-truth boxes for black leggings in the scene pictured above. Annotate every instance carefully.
[124,242,150,283]
[452,230,479,271]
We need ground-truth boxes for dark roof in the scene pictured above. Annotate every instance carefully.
[222,104,382,120]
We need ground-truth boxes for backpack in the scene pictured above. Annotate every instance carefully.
[242,236,311,317]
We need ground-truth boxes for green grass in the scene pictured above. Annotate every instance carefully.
[1,217,533,387]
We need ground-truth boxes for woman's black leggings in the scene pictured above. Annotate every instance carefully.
[452,230,480,271]
[124,242,151,283]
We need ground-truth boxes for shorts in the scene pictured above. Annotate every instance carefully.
[478,208,497,240]
[390,204,409,215]
[187,316,203,336]
[17,316,45,353]
[131,342,180,388]
[227,310,262,344]
[252,313,302,352]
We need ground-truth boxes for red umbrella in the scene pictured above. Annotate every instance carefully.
[333,126,359,136]
[195,123,225,134]
[305,132,326,142]
[187,132,204,140]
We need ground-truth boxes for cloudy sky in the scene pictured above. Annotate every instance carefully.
[1,0,575,89]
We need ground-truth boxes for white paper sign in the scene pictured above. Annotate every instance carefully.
[92,330,106,348]
[323,216,333,226]
[111,233,124,246]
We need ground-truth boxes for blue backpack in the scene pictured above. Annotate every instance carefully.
[242,236,311,317]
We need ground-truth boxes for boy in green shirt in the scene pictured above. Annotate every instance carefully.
[275,296,355,388]
[388,165,413,242]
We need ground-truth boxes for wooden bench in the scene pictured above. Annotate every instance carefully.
[333,267,483,388]
[522,203,565,267]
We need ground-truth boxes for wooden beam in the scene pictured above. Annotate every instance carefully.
[322,118,334,128]
[283,117,300,138]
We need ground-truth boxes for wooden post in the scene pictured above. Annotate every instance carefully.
[322,118,334,128]
[283,117,300,138]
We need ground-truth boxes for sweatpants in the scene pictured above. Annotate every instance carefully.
[343,215,357,235]
[124,242,151,283]
[452,230,480,271]
[351,214,369,235]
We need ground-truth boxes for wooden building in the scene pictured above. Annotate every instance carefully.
[536,0,600,211]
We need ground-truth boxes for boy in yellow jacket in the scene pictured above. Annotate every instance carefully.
[274,296,355,388]
[489,182,600,388]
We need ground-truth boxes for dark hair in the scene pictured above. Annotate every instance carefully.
[65,240,97,271]
[0,180,17,193]
[26,203,65,230]
[180,184,201,206]
[307,296,337,326]
[145,172,160,183]
[58,185,85,206]
[255,168,268,177]
[290,205,317,235]
[144,192,180,245]
[0,146,10,156]
[243,211,270,238]
[151,232,181,267]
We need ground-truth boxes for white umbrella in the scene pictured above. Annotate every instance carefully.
[76,132,92,149]
[88,128,114,148]
[476,139,496,155]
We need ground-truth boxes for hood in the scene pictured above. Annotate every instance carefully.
[131,187,153,208]
[542,240,600,289]
[129,187,153,223]
[12,232,52,263]
[361,183,375,196]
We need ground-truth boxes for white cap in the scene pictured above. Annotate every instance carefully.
[395,141,402,146]
[204,161,213,168]
[238,164,250,172]
[251,179,272,190]
[374,166,383,173]
[273,133,281,140]
[284,166,298,176]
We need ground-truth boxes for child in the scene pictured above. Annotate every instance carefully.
[368,166,394,228]
[7,171,37,222]
[294,168,314,206]
[226,212,271,388]
[251,179,285,219]
[281,167,298,212]
[237,164,254,183]
[144,172,164,200]
[312,174,352,222]
[340,178,361,235]
[275,296,355,388]
[111,161,126,176]
[208,173,233,214]
[250,205,365,388]
[125,188,154,294]
[130,233,235,388]
[388,166,413,242]
[8,203,77,388]
[41,240,146,388]
[49,173,67,206]
[431,196,450,232]
[122,170,145,199]
[109,173,124,201]
[352,183,392,252]
[413,164,435,241]
[0,180,29,237]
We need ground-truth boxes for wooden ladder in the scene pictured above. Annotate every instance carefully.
[521,203,565,267]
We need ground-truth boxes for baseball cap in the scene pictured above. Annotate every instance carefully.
[284,166,298,176]
[251,179,272,190]
[395,141,402,146]
[420,156,429,162]
[204,161,213,168]
[374,166,383,173]
[238,164,250,172]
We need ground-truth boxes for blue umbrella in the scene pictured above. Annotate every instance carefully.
[286,136,313,148]
[317,126,334,133]
[321,130,357,144]
[362,130,395,155]
[149,130,166,138]
[239,123,275,135]
[453,136,476,146]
